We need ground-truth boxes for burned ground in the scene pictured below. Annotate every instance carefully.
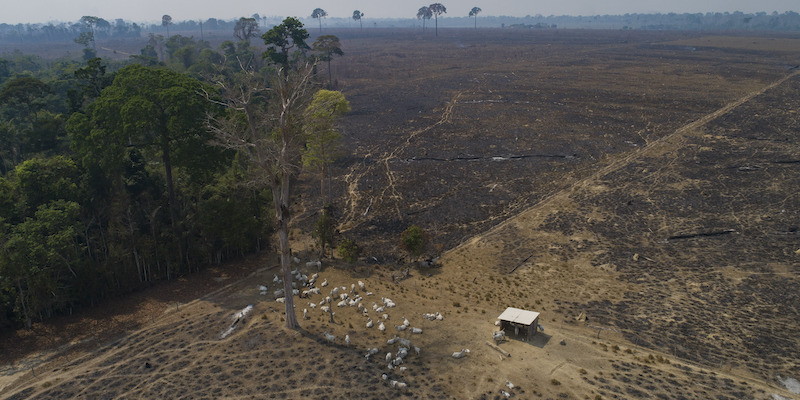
[2,29,800,399]
[323,29,797,259]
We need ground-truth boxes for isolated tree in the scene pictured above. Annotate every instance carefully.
[401,225,428,259]
[209,18,319,329]
[312,205,336,258]
[469,7,482,29]
[79,16,100,41]
[338,239,360,263]
[233,17,259,42]
[162,14,172,38]
[74,16,100,56]
[417,6,433,32]
[429,3,447,36]
[312,35,343,89]
[303,89,350,202]
[261,16,310,73]
[311,8,328,33]
[352,10,364,30]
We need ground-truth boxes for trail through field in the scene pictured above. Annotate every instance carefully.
[338,91,465,231]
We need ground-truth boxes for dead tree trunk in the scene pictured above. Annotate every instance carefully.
[275,172,299,329]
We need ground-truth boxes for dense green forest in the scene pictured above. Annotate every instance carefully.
[0,18,345,330]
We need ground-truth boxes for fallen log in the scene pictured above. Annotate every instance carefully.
[406,153,577,163]
[486,341,511,357]
[667,229,735,241]
[509,254,534,273]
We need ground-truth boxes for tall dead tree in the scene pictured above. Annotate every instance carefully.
[206,18,316,329]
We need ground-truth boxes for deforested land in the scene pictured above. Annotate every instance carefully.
[1,28,800,399]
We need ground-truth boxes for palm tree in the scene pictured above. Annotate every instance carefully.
[428,3,446,36]
[352,10,364,31]
[469,7,482,29]
[417,6,432,32]
[311,8,328,33]
[161,14,172,39]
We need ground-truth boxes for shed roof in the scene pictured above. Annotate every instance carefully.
[497,307,540,326]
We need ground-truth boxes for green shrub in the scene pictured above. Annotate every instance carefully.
[312,205,336,257]
[401,225,427,258]
[337,238,360,263]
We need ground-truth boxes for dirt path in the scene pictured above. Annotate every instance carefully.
[339,90,466,231]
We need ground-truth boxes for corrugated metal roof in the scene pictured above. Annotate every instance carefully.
[497,307,540,326]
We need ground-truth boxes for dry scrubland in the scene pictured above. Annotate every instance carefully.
[2,29,800,399]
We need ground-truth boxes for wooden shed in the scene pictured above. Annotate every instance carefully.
[497,307,540,341]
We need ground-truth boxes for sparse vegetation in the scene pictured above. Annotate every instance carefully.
[337,239,360,263]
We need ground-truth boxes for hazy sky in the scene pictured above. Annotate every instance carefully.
[3,0,798,24]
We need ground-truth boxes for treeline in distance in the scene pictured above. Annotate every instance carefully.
[2,9,800,45]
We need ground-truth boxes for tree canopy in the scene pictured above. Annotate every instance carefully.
[234,17,259,42]
[303,89,349,202]
[0,45,274,331]
[0,76,49,126]
[262,17,310,72]
[69,64,227,273]
[75,16,103,51]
